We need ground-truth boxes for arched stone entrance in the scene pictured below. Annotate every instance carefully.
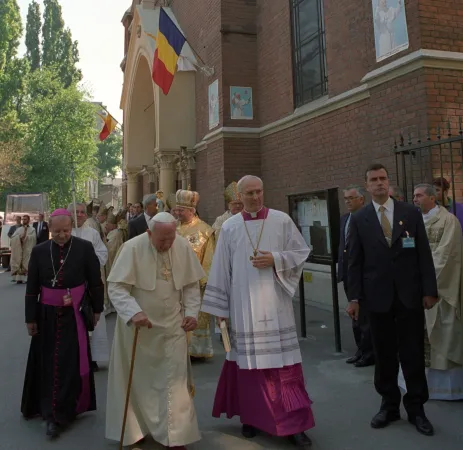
[120,3,197,205]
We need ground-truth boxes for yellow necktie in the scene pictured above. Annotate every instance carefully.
[379,206,392,246]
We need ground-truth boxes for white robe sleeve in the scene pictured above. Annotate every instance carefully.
[201,228,231,318]
[183,281,201,319]
[108,282,143,325]
[92,230,108,265]
[272,216,310,297]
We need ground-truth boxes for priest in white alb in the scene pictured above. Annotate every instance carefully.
[398,184,463,400]
[105,212,206,449]
[10,215,36,284]
[202,175,315,449]
[68,203,109,369]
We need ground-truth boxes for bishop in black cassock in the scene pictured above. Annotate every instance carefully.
[21,209,104,438]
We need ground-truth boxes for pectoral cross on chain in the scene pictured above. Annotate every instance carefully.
[249,250,258,261]
[162,266,171,281]
[258,314,274,328]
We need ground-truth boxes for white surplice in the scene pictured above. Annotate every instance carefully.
[201,209,310,370]
[72,226,109,362]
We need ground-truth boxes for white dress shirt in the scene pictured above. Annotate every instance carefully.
[372,196,394,231]
[144,212,152,225]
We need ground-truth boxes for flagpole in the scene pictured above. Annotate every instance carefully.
[70,161,78,229]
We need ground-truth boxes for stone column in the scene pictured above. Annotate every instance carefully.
[148,167,157,193]
[141,0,156,9]
[126,171,139,204]
[155,152,178,199]
[179,146,196,190]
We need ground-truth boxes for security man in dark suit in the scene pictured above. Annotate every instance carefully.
[347,163,438,436]
[128,195,158,240]
[32,213,50,244]
[338,185,374,367]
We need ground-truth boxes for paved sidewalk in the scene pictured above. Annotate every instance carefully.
[1,269,462,450]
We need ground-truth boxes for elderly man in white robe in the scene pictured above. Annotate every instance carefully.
[68,203,109,369]
[202,175,315,449]
[105,212,205,449]
[398,184,463,400]
[10,215,37,283]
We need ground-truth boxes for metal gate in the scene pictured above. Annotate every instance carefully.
[394,117,463,211]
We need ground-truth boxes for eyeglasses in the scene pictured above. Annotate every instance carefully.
[344,196,360,202]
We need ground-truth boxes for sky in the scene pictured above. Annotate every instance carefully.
[17,0,130,124]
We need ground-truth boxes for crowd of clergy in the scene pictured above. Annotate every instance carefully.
[12,168,463,448]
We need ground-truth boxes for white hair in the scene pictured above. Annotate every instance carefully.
[143,194,158,209]
[148,212,177,231]
[67,202,86,211]
[237,175,263,193]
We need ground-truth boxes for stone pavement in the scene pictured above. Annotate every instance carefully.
[1,269,462,450]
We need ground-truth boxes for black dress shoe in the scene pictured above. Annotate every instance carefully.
[409,415,434,436]
[289,432,312,448]
[354,357,375,368]
[241,424,257,438]
[46,421,60,438]
[346,354,361,364]
[370,410,401,429]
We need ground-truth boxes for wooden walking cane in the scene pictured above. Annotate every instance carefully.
[119,326,140,450]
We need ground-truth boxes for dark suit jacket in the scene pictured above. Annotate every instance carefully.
[33,221,50,244]
[347,199,437,313]
[128,214,148,240]
[337,213,350,283]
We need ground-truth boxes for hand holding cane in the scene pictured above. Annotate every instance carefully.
[119,326,139,450]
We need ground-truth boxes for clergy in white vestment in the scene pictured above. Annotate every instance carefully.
[68,203,109,367]
[202,175,315,449]
[10,215,37,283]
[398,184,463,400]
[105,212,206,449]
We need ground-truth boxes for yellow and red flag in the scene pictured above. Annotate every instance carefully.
[152,8,186,95]
[99,112,117,141]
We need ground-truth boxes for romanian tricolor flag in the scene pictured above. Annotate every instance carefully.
[99,112,117,141]
[152,8,186,95]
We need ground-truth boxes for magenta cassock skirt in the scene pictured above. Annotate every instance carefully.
[212,360,315,436]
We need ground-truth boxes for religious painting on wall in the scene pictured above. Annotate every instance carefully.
[230,86,253,120]
[372,0,409,62]
[208,79,219,130]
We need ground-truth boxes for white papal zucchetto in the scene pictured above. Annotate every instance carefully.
[150,212,177,224]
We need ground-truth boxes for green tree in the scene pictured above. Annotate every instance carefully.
[41,0,64,67]
[0,0,22,72]
[22,68,98,209]
[42,0,81,87]
[58,28,82,87]
[0,115,28,194]
[0,57,29,116]
[97,130,122,179]
[26,0,42,71]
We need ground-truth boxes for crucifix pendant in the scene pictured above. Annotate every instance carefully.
[249,250,258,261]
[51,278,56,287]
[162,267,171,281]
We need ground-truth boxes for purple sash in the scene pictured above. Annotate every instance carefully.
[40,285,90,414]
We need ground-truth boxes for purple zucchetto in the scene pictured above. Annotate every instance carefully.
[50,208,72,217]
